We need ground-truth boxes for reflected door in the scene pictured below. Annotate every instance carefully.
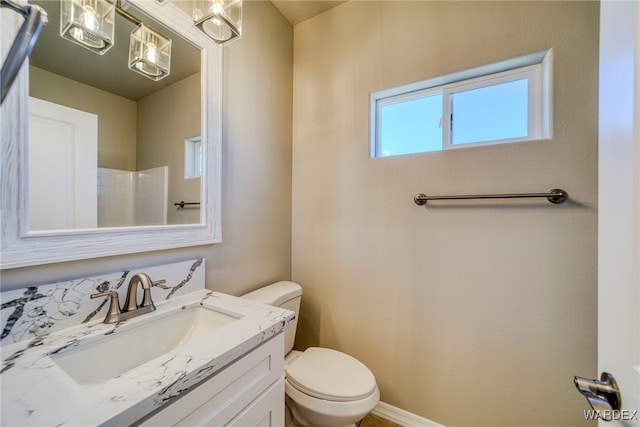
[28,97,98,230]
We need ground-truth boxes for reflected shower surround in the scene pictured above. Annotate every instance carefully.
[193,0,242,45]
[60,0,115,54]
[98,167,168,227]
[59,0,172,80]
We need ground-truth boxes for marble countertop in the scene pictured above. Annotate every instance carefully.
[0,290,295,426]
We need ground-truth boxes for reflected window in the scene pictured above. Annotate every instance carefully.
[184,136,202,179]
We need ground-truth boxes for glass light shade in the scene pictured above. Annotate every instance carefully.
[128,24,172,81]
[60,0,115,54]
[193,0,242,45]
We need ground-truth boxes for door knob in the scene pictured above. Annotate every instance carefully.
[574,372,621,420]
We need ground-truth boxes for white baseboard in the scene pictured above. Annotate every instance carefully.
[371,402,446,427]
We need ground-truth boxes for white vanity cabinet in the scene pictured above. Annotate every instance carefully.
[137,333,285,427]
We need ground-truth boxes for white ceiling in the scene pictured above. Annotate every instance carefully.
[271,1,347,26]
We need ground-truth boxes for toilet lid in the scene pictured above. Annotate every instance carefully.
[286,347,377,402]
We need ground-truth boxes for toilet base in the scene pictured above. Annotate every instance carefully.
[284,380,379,427]
[286,400,359,427]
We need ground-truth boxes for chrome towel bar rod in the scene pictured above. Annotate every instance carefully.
[414,188,568,205]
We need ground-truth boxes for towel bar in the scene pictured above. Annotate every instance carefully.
[414,189,568,205]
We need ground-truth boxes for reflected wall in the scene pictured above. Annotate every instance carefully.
[29,67,201,227]
[137,73,201,225]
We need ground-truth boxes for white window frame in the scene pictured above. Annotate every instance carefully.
[370,49,552,158]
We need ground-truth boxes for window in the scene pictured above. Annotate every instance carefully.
[184,136,203,179]
[371,50,552,157]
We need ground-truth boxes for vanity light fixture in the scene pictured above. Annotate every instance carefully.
[128,23,171,80]
[193,0,242,45]
[60,0,115,54]
[59,0,172,80]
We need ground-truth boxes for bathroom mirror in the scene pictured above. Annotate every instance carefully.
[0,0,222,269]
[28,0,201,230]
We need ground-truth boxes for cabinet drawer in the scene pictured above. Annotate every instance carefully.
[138,333,284,427]
[227,378,284,427]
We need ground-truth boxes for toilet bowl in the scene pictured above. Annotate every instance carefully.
[284,348,380,427]
[242,282,380,427]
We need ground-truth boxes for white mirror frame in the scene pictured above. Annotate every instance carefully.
[0,0,222,269]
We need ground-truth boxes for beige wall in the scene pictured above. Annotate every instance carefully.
[29,66,137,171]
[137,73,201,225]
[291,2,599,426]
[3,1,293,299]
[208,0,294,295]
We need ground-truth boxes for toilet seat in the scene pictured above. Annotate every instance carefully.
[286,347,377,402]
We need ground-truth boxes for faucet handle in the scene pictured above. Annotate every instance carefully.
[151,279,167,287]
[91,291,122,324]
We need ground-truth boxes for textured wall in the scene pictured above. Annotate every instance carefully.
[207,0,294,296]
[291,2,599,426]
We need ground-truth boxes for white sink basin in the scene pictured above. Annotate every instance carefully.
[51,305,240,385]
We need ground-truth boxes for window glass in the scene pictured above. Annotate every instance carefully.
[450,78,529,145]
[379,94,442,157]
[197,143,203,177]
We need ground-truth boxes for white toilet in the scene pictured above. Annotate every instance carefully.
[242,281,380,427]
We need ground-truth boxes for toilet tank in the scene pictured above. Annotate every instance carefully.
[242,281,302,354]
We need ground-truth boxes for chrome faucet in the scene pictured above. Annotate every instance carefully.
[91,273,166,324]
